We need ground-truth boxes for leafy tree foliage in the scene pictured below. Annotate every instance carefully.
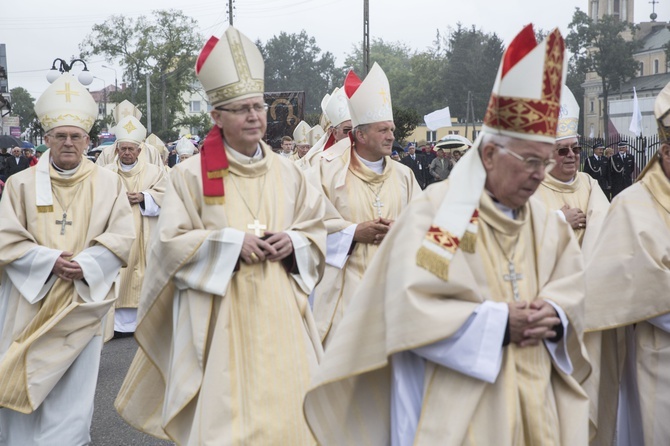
[9,87,36,132]
[80,10,202,141]
[566,9,640,140]
[174,112,213,137]
[443,24,504,122]
[393,106,421,144]
[259,31,338,114]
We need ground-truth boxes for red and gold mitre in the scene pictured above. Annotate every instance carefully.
[482,25,566,144]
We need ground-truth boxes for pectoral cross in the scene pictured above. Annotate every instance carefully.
[247,219,267,237]
[56,212,72,235]
[373,196,384,217]
[503,260,523,302]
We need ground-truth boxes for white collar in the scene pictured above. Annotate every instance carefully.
[120,160,138,172]
[226,141,263,164]
[355,150,384,174]
[51,159,80,178]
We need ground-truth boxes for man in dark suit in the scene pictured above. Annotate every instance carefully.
[609,141,635,198]
[583,143,609,197]
[401,144,427,188]
[6,146,31,177]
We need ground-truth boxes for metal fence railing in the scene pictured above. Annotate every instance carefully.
[578,135,663,181]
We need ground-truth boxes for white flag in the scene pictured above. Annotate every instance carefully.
[629,87,643,137]
[424,106,452,131]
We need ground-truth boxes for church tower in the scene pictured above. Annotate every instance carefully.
[589,0,635,22]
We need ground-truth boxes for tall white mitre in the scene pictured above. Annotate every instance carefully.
[293,121,311,145]
[324,87,351,128]
[320,92,332,129]
[345,62,393,128]
[35,72,98,132]
[556,85,580,141]
[112,101,146,145]
[176,137,196,156]
[308,125,324,146]
[654,81,670,141]
[195,26,265,107]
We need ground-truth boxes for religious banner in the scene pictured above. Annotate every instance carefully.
[264,91,305,151]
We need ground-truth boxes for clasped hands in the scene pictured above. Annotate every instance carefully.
[52,251,84,281]
[126,192,145,205]
[354,217,394,245]
[508,299,561,347]
[241,232,293,264]
[561,204,586,230]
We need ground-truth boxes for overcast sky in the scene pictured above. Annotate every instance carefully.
[2,0,668,100]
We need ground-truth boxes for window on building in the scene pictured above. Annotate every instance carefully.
[189,101,201,113]
[639,62,644,76]
[612,0,620,18]
[426,130,437,142]
[448,130,460,135]
[590,100,595,113]
[654,59,660,74]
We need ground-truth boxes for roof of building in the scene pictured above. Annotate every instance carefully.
[638,24,670,52]
[610,72,670,95]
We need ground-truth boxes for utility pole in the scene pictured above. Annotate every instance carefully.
[228,1,234,25]
[146,73,152,134]
[363,0,370,76]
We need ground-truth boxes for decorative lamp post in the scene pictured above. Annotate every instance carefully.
[46,58,93,85]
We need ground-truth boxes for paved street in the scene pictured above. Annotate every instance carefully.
[91,336,173,446]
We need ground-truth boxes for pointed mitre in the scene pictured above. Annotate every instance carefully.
[654,81,670,141]
[293,121,311,145]
[112,99,143,124]
[320,92,332,129]
[146,133,167,153]
[195,26,265,107]
[35,72,98,133]
[345,62,393,128]
[556,85,580,141]
[114,115,147,145]
[324,87,351,128]
[176,137,196,156]
[482,25,566,144]
[308,125,324,146]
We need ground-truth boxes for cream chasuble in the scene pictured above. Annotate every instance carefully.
[535,171,610,442]
[115,142,326,446]
[0,159,133,414]
[310,138,419,344]
[106,159,167,310]
[304,181,590,446]
[585,159,670,445]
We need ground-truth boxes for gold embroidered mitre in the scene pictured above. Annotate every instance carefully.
[293,121,311,145]
[35,72,98,133]
[556,84,580,141]
[195,26,265,107]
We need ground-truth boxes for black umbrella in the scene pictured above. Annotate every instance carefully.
[0,135,22,150]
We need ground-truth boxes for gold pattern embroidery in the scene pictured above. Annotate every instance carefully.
[55,82,79,103]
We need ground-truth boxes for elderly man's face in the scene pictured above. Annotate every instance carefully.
[11,147,21,157]
[619,145,628,155]
[45,126,90,170]
[408,146,416,155]
[482,137,554,209]
[594,147,604,157]
[117,141,142,165]
[296,144,310,158]
[211,97,267,151]
[549,137,581,182]
[661,143,670,180]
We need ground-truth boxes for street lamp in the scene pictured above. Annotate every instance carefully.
[46,58,93,85]
[101,65,118,93]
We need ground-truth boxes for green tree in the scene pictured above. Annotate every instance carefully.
[9,87,36,132]
[174,112,213,137]
[566,9,640,140]
[259,31,338,114]
[443,24,504,122]
[393,106,421,144]
[566,58,587,136]
[80,10,202,141]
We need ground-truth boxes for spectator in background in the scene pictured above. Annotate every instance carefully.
[280,135,294,158]
[6,146,30,177]
[391,150,400,161]
[401,144,427,188]
[428,148,452,182]
[23,148,38,167]
[453,149,462,163]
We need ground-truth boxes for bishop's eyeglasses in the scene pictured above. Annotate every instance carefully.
[493,143,556,174]
[215,103,269,116]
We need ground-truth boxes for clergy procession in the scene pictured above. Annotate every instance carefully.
[1,16,670,446]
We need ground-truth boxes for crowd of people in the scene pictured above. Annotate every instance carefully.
[0,22,668,446]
